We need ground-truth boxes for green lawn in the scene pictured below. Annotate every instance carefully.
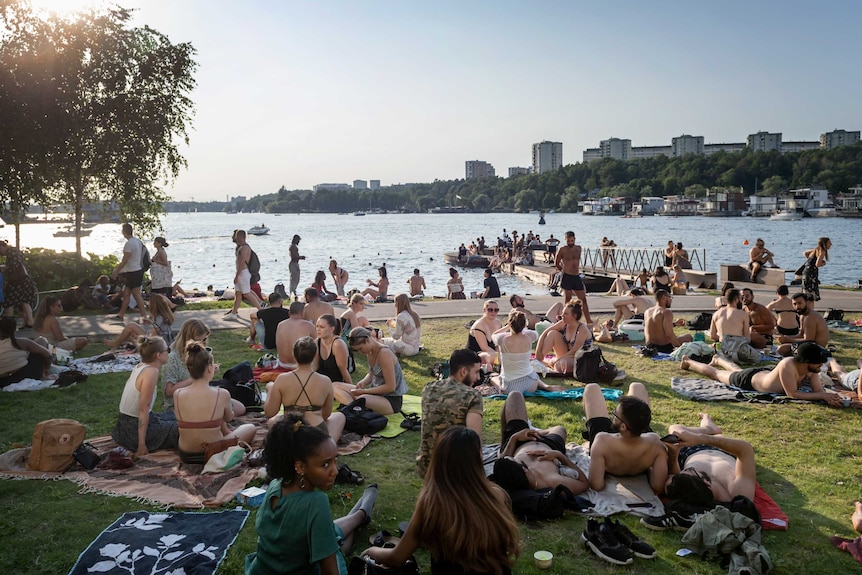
[1,317,861,574]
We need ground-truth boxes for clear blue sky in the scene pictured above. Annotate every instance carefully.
[119,0,861,200]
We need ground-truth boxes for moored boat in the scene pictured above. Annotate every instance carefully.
[247,225,270,235]
[768,210,802,221]
[53,227,92,237]
[444,252,490,268]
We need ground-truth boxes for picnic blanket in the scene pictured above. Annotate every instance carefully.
[484,388,624,401]
[481,443,664,518]
[68,509,248,575]
[827,319,862,333]
[671,377,861,406]
[1,377,57,392]
[70,353,141,375]
[377,394,421,438]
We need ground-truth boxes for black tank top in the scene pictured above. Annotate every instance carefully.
[316,339,342,382]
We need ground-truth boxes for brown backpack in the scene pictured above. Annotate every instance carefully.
[26,419,86,472]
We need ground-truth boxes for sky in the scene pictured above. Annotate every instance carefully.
[75,0,862,200]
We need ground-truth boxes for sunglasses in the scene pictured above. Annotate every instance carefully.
[486,307,499,312]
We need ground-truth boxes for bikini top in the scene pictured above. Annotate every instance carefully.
[176,391,222,429]
[285,371,324,413]
[560,323,592,350]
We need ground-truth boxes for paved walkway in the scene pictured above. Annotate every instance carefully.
[35,285,862,339]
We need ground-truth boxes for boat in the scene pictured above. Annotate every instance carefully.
[768,210,803,221]
[444,252,490,268]
[247,225,270,235]
[53,227,92,237]
[354,211,366,216]
[429,206,470,214]
[538,212,546,225]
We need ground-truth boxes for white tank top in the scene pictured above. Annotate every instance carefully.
[118,363,157,417]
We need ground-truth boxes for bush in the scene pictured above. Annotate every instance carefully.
[12,248,119,292]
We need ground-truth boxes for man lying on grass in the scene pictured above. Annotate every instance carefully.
[681,341,843,407]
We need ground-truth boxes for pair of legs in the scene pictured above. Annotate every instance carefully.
[583,381,650,423]
[117,285,148,322]
[289,262,300,299]
[230,287,262,315]
[360,287,379,299]
[225,422,258,444]
[335,484,378,553]
[104,322,148,348]
[612,299,636,325]
[667,411,723,437]
[5,303,34,326]
[501,390,567,441]
[536,331,575,374]
[332,383,397,415]
[605,277,630,297]
[381,338,419,357]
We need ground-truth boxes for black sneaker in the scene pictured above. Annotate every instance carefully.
[581,517,633,565]
[640,510,696,532]
[605,517,656,559]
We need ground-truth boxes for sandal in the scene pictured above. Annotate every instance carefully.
[335,463,364,485]
[369,530,400,548]
[400,412,421,430]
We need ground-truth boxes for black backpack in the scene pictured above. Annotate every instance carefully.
[339,398,388,435]
[210,361,261,407]
[825,308,844,322]
[506,485,573,520]
[687,312,712,331]
[140,240,151,272]
[248,249,261,284]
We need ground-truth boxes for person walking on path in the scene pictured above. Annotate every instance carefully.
[0,240,37,328]
[555,231,592,324]
[289,235,305,299]
[226,229,262,320]
[110,224,149,323]
[802,237,830,301]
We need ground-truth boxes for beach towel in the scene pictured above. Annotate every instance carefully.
[826,319,862,333]
[1,377,57,392]
[67,509,248,575]
[484,388,624,401]
[755,482,789,531]
[377,394,421,438]
[70,353,141,375]
[632,345,674,361]
[671,377,857,406]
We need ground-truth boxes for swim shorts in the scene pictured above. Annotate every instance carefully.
[581,416,614,446]
[677,444,728,468]
[649,342,675,354]
[234,268,251,294]
[561,273,584,292]
[728,367,770,391]
[776,325,800,336]
[125,269,144,289]
[503,419,566,454]
[841,369,860,391]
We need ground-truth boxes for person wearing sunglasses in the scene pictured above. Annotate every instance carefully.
[581,382,668,495]
[466,300,502,370]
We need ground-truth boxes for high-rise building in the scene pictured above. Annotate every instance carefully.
[508,167,530,177]
[600,138,632,160]
[532,141,563,174]
[820,129,861,150]
[582,148,602,162]
[465,160,495,179]
[369,180,381,190]
[671,135,704,157]
[313,183,351,192]
[782,141,820,154]
[353,179,367,190]
[747,131,782,152]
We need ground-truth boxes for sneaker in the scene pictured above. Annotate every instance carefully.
[640,510,696,532]
[581,517,633,566]
[605,517,656,559]
[224,311,239,321]
[245,336,255,345]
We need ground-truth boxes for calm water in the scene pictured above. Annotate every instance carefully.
[6,213,861,295]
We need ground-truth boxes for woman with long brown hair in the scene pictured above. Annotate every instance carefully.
[382,294,421,356]
[363,426,520,574]
[535,299,592,375]
[33,296,88,351]
[491,309,561,393]
[802,236,831,301]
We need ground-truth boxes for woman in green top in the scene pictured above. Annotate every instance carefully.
[245,414,377,575]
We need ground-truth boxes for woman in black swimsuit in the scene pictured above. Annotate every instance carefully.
[466,300,502,369]
[652,266,671,293]
[314,314,352,384]
[264,336,345,442]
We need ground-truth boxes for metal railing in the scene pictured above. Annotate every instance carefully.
[580,247,707,277]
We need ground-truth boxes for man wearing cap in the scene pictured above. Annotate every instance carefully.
[680,342,843,406]
[580,381,668,493]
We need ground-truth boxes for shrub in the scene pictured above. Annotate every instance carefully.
[10,248,119,292]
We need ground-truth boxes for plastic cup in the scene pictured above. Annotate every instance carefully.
[533,550,553,569]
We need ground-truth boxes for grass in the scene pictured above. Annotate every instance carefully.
[1,317,861,574]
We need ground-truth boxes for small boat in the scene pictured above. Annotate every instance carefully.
[247,225,270,235]
[444,252,490,268]
[538,212,546,225]
[53,227,92,237]
[768,210,802,221]
[354,211,366,216]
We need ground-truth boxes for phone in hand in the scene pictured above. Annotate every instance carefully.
[660,434,681,444]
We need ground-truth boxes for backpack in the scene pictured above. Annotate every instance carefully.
[339,398,388,435]
[825,308,844,322]
[248,249,261,284]
[687,312,712,331]
[140,241,151,272]
[211,361,262,407]
[574,345,604,383]
[506,485,573,520]
[27,419,86,472]
[273,282,288,300]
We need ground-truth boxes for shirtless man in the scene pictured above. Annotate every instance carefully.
[641,413,755,531]
[407,269,426,297]
[680,342,843,406]
[288,235,305,299]
[508,294,563,329]
[644,290,692,353]
[582,382,668,493]
[275,302,316,369]
[748,238,777,283]
[612,288,650,327]
[776,292,829,355]
[226,229,262,319]
[740,288,775,349]
[708,288,761,362]
[302,287,334,323]
[555,231,591,324]
[544,234,559,263]
[492,391,589,494]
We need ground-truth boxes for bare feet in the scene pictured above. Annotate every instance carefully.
[853,501,862,533]
[709,354,721,367]
[680,355,690,371]
[103,337,117,348]
[698,412,723,435]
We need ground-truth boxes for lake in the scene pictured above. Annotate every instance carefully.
[7,213,860,296]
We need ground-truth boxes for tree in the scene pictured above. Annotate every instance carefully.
[1,3,197,256]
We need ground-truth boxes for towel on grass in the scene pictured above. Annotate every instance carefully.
[755,482,789,531]
[1,378,56,392]
[377,394,421,438]
[70,353,141,375]
[632,345,675,361]
[68,509,248,575]
[830,535,862,563]
[671,377,859,406]
[484,388,624,401]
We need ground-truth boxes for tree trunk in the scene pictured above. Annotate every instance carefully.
[74,184,84,258]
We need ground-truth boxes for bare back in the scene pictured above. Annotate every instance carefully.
[711,306,749,340]
[304,301,334,323]
[590,432,668,492]
[684,449,755,501]
[644,306,674,346]
[275,318,316,365]
[801,312,829,347]
[264,369,334,427]
[174,385,232,452]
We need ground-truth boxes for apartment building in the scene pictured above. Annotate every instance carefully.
[532,141,563,173]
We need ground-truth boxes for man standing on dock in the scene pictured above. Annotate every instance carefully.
[555,231,592,324]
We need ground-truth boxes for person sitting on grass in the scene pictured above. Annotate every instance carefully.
[111,336,178,457]
[581,382,668,494]
[302,287,334,324]
[466,300,503,370]
[103,293,175,349]
[509,294,563,330]
[535,300,592,375]
[315,314,352,385]
[244,414,378,575]
[265,336,346,443]
[680,342,843,406]
[334,327,407,415]
[643,290,692,354]
[491,309,564,394]
[33,296,88,352]
[340,293,371,333]
[0,317,53,388]
[381,294,422,357]
[641,412,756,532]
[493,390,589,494]
[173,341,257,464]
[364,426,521,575]
[611,287,650,327]
[248,292,290,350]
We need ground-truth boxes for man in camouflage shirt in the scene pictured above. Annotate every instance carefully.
[417,349,484,477]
